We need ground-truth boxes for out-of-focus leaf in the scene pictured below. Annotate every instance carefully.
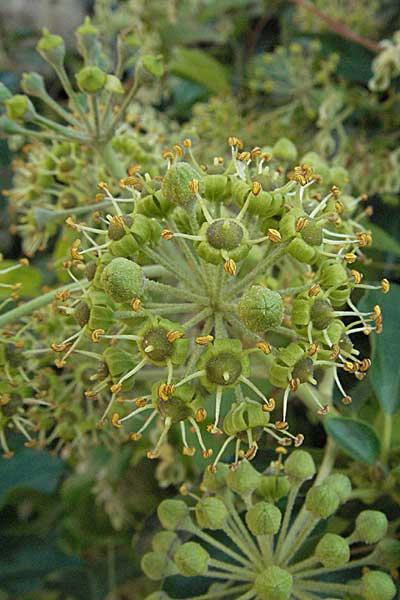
[367,223,400,257]
[170,48,230,94]
[325,417,380,464]
[0,535,81,594]
[359,284,400,414]
[0,447,65,508]
[0,260,42,298]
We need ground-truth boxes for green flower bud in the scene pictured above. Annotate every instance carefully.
[355,511,388,544]
[257,475,290,502]
[85,261,97,281]
[157,499,191,531]
[210,354,242,386]
[37,29,65,67]
[73,300,91,327]
[142,54,164,78]
[21,72,47,98]
[101,257,144,303]
[324,473,352,503]
[315,533,350,567]
[203,174,228,202]
[161,162,201,207]
[373,539,400,570]
[107,215,133,240]
[174,542,209,577]
[152,531,180,555]
[305,485,340,519]
[285,450,316,482]
[238,285,283,333]
[223,399,270,438]
[0,82,12,102]
[272,138,298,162]
[361,570,396,600]
[300,220,323,246]
[287,237,316,264]
[245,501,282,535]
[76,16,100,59]
[152,382,194,423]
[206,219,244,250]
[227,460,261,495]
[254,566,293,600]
[310,299,334,330]
[141,551,175,581]
[201,463,229,492]
[6,95,36,121]
[76,66,107,94]
[105,75,124,94]
[195,497,228,530]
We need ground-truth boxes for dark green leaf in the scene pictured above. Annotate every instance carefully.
[0,447,65,507]
[170,48,230,94]
[359,284,400,414]
[325,417,380,464]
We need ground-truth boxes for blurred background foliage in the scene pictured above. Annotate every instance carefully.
[0,1,399,598]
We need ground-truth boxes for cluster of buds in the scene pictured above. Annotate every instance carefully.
[0,18,166,255]
[142,450,398,600]
[35,136,388,466]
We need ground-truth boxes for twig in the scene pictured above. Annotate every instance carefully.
[290,0,381,54]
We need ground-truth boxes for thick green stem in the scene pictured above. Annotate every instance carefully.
[97,142,126,180]
[381,412,392,468]
[0,281,87,328]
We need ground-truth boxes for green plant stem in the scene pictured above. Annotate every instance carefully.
[97,141,126,179]
[381,412,392,468]
[0,281,87,327]
[53,64,93,133]
[274,483,301,561]
[105,67,142,137]
[228,242,290,297]
[190,584,252,600]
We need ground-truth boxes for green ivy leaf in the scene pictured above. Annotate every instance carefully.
[359,284,400,414]
[325,417,380,464]
[142,54,164,78]
[367,223,400,258]
[170,48,230,94]
[0,446,65,508]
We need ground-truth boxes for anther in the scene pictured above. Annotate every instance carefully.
[189,179,199,194]
[195,408,207,422]
[295,217,309,232]
[308,283,321,297]
[224,258,236,276]
[166,330,184,343]
[161,229,174,240]
[131,297,141,312]
[251,181,262,195]
[195,335,214,346]
[262,398,275,412]
[267,228,282,243]
[256,341,272,354]
[91,329,105,343]
[111,413,122,428]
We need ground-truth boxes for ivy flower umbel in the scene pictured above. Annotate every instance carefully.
[142,451,398,600]
[37,137,387,462]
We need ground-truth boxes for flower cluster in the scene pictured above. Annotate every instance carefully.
[34,136,388,466]
[142,451,398,600]
[0,18,168,255]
